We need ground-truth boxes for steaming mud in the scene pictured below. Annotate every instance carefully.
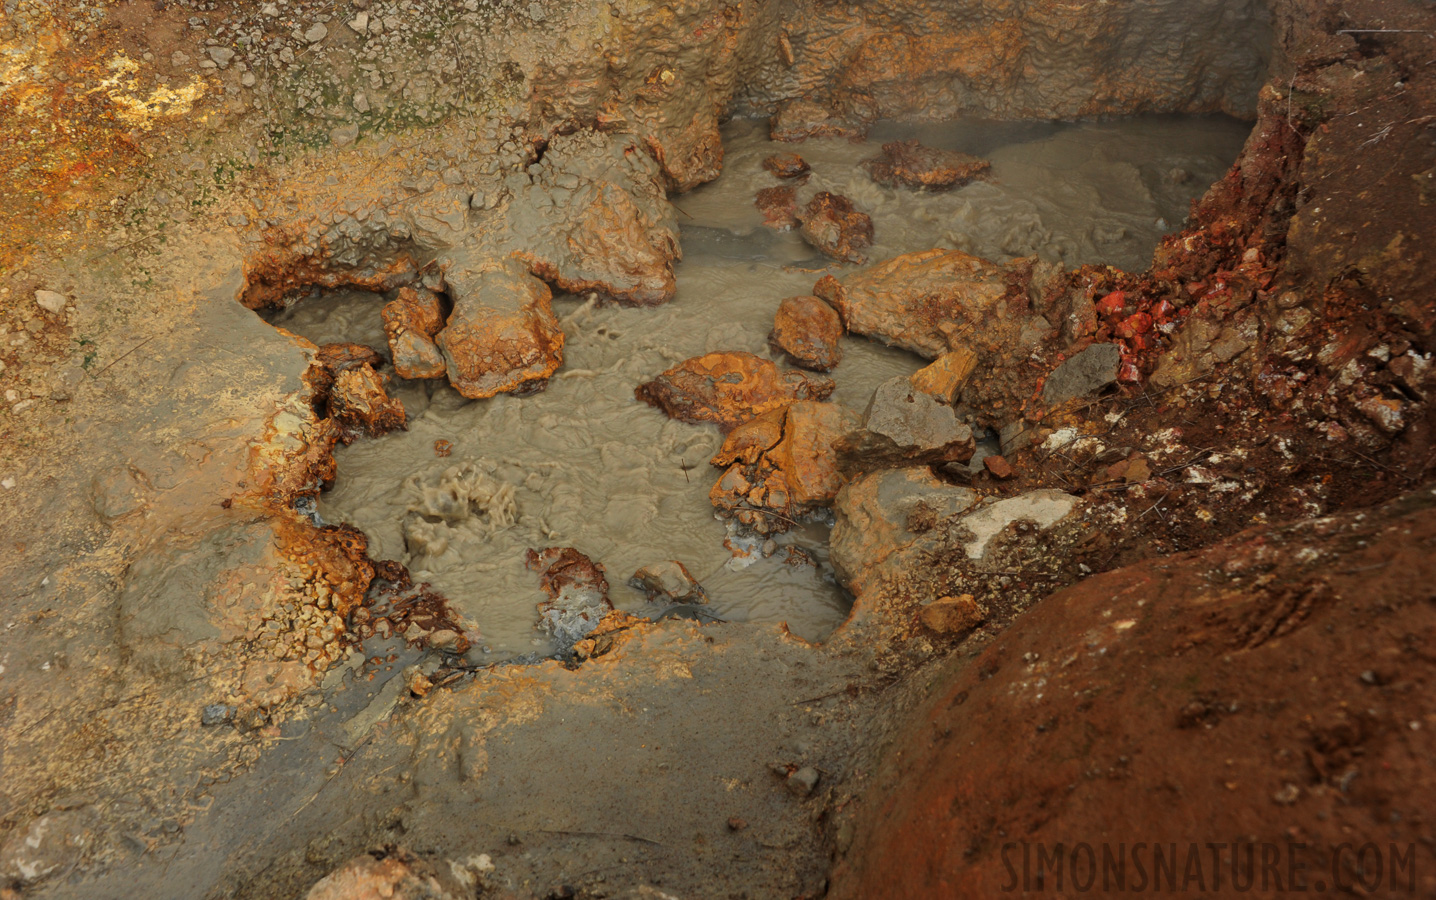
[266,115,1248,660]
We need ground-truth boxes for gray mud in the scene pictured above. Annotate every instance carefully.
[267,114,1249,660]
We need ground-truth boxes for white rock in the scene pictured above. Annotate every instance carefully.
[960,490,1078,559]
[1,477,15,490]
[304,23,329,43]
[34,290,67,314]
[348,12,369,33]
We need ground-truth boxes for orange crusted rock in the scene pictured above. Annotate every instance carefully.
[328,364,407,443]
[814,249,1007,358]
[799,192,873,264]
[636,351,834,431]
[709,401,861,535]
[382,286,447,380]
[435,255,564,399]
[771,295,844,372]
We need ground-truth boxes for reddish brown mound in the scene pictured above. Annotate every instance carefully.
[831,488,1436,898]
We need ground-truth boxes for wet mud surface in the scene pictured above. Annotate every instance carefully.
[263,115,1245,659]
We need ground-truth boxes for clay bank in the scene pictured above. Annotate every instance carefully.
[1,0,1434,897]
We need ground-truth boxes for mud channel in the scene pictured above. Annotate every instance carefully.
[266,115,1246,657]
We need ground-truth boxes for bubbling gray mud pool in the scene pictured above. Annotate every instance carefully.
[266,115,1250,661]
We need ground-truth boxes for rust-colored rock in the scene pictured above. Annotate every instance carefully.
[755,186,800,232]
[830,491,1436,900]
[328,365,407,444]
[381,286,447,380]
[636,351,835,431]
[306,849,460,900]
[525,547,613,645]
[435,255,564,399]
[770,98,870,143]
[814,249,1008,358]
[909,348,977,402]
[316,342,385,374]
[771,295,843,372]
[709,401,861,534]
[763,152,811,179]
[982,454,1013,479]
[799,192,873,264]
[861,139,990,190]
[918,594,985,635]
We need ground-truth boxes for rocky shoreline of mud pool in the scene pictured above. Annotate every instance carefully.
[2,0,1435,896]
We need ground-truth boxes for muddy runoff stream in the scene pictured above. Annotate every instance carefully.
[266,114,1249,661]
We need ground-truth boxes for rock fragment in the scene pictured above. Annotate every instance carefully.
[770,295,843,371]
[328,364,407,443]
[862,140,990,190]
[1042,343,1122,407]
[636,351,835,431]
[34,290,67,314]
[525,547,613,645]
[382,286,448,380]
[814,249,1008,358]
[755,186,800,231]
[710,401,860,534]
[630,561,707,604]
[763,152,811,179]
[799,192,873,264]
[919,594,986,635]
[983,455,1014,480]
[909,348,977,402]
[839,376,975,469]
[435,255,563,399]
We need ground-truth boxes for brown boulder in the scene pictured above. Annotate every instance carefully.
[381,286,447,380]
[763,152,811,179]
[861,139,990,190]
[636,351,835,431]
[799,192,873,264]
[435,255,564,399]
[770,295,843,372]
[709,401,861,534]
[755,186,800,232]
[814,249,1008,358]
[328,364,407,443]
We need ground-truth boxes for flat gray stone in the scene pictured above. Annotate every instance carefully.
[1042,343,1121,407]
